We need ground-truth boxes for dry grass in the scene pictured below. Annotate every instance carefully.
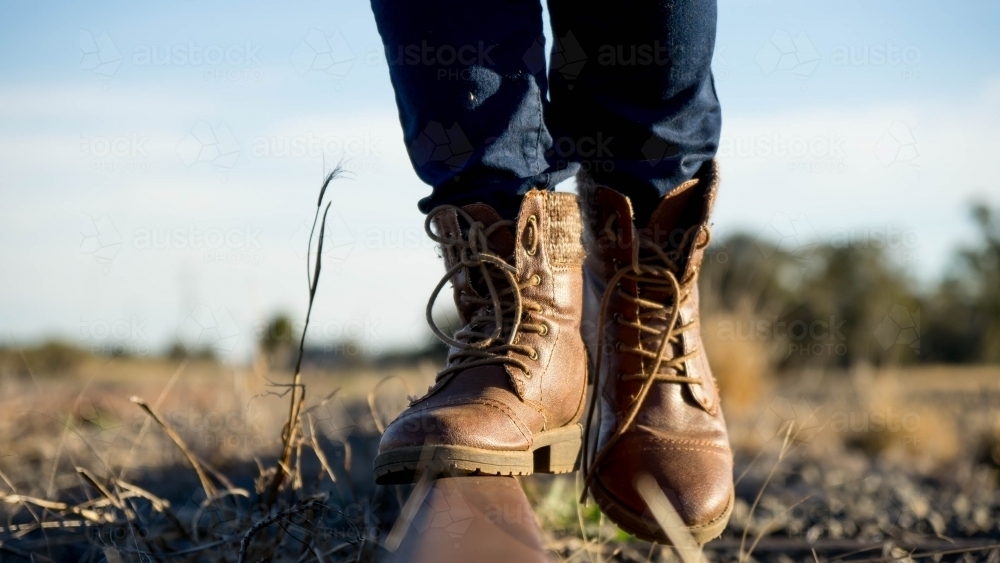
[701,312,774,414]
[0,359,428,562]
[839,371,961,468]
[1,356,998,562]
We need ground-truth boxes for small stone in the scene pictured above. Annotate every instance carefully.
[908,494,930,519]
[974,507,990,529]
[952,494,970,517]
[927,511,947,535]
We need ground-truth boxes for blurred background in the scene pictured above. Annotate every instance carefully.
[1,0,998,362]
[1,1,999,561]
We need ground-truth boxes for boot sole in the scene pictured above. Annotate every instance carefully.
[373,423,582,485]
[589,477,734,545]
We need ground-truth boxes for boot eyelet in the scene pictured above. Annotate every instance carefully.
[538,324,549,336]
[613,313,622,323]
[616,372,624,382]
[530,274,541,286]
[614,342,623,351]
[528,348,538,360]
[524,215,539,256]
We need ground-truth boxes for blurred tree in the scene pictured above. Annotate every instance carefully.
[165,341,216,361]
[799,245,919,368]
[700,234,798,316]
[258,313,299,368]
[701,236,920,371]
[259,314,297,355]
[964,204,1000,361]
[923,203,1000,363]
[0,340,90,376]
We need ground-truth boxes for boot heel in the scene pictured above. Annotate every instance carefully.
[532,425,583,474]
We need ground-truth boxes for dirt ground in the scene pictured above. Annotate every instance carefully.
[1,358,998,562]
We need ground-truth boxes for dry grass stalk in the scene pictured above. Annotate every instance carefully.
[75,467,131,519]
[0,494,106,524]
[118,358,187,483]
[306,413,338,486]
[367,375,414,434]
[635,474,709,563]
[740,420,798,563]
[235,499,323,563]
[130,395,218,498]
[264,166,343,508]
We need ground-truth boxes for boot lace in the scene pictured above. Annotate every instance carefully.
[421,206,546,395]
[581,214,712,498]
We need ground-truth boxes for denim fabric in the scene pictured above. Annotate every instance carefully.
[371,0,720,224]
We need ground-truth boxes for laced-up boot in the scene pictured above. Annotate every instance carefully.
[578,161,733,544]
[374,190,589,484]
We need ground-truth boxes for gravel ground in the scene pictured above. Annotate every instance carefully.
[2,367,999,562]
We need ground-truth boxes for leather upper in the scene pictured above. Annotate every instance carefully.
[579,160,734,532]
[379,190,588,453]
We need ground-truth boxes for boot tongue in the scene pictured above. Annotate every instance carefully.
[457,203,517,320]
[460,203,516,259]
[643,178,708,280]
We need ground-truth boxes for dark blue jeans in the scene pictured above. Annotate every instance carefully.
[371,0,720,225]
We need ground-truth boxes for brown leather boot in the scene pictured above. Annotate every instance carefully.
[374,190,589,484]
[577,161,734,544]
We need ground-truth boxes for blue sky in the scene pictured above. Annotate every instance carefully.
[1,0,998,361]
